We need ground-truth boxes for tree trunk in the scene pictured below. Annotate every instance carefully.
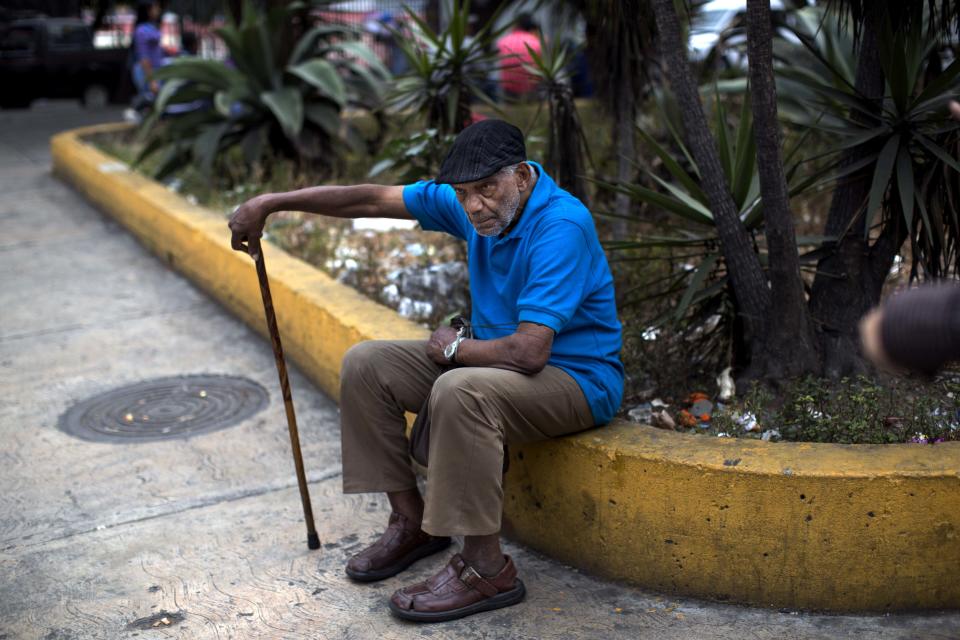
[546,82,590,205]
[652,0,770,367]
[276,0,307,69]
[471,0,508,34]
[226,0,243,23]
[91,0,111,32]
[744,0,819,379]
[425,0,441,33]
[578,0,654,237]
[807,8,889,377]
[612,80,635,238]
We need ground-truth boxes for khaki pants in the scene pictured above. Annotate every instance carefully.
[340,340,594,536]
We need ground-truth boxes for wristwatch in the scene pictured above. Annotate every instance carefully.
[443,334,466,363]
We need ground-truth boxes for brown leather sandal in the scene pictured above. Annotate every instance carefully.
[388,554,526,622]
[345,512,451,583]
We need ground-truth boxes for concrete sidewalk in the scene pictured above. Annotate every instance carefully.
[1,102,957,640]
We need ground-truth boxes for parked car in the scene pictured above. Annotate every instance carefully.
[688,0,791,67]
[0,16,130,109]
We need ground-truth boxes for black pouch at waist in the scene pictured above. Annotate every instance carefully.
[409,399,432,467]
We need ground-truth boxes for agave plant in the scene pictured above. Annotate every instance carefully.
[599,89,833,327]
[136,0,390,180]
[369,1,510,180]
[521,36,593,204]
[368,128,458,183]
[778,14,960,278]
[389,1,508,135]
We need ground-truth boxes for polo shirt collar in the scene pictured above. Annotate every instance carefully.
[496,161,554,242]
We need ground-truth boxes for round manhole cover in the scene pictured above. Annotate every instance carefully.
[58,375,269,443]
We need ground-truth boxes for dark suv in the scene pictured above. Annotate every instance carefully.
[0,16,130,109]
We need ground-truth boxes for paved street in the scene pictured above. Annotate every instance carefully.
[1,101,958,639]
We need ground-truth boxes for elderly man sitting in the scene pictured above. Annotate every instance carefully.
[228,119,623,622]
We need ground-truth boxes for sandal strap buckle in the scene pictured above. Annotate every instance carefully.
[459,565,498,598]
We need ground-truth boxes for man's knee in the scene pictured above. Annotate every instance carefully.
[341,341,383,384]
[429,368,501,419]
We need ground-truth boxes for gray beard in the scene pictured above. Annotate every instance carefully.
[477,190,521,237]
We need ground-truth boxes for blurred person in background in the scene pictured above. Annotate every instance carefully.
[365,11,408,77]
[496,13,541,100]
[129,0,165,114]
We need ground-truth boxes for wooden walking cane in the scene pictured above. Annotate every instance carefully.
[249,238,321,550]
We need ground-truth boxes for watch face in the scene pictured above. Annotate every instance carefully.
[443,336,462,360]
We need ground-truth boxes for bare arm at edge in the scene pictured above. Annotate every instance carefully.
[228,184,409,253]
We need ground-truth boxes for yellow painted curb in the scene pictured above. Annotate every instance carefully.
[53,124,960,612]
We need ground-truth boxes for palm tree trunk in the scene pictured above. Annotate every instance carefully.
[425,0,441,33]
[91,0,110,32]
[807,8,887,377]
[652,0,770,365]
[577,0,655,238]
[546,83,590,204]
[613,83,635,238]
[227,0,243,23]
[745,0,819,377]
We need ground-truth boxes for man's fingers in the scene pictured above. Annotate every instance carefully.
[950,100,960,122]
[229,225,264,256]
[248,236,262,260]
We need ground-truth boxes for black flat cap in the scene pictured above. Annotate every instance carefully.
[436,119,526,184]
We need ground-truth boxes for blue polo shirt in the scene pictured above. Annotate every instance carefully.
[402,162,624,425]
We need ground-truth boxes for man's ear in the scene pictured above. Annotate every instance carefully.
[516,162,532,192]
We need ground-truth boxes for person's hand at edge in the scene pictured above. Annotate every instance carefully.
[859,308,896,372]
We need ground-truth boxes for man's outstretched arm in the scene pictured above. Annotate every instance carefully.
[228,184,409,253]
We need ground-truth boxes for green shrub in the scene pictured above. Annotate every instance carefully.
[710,375,960,444]
[136,0,389,181]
